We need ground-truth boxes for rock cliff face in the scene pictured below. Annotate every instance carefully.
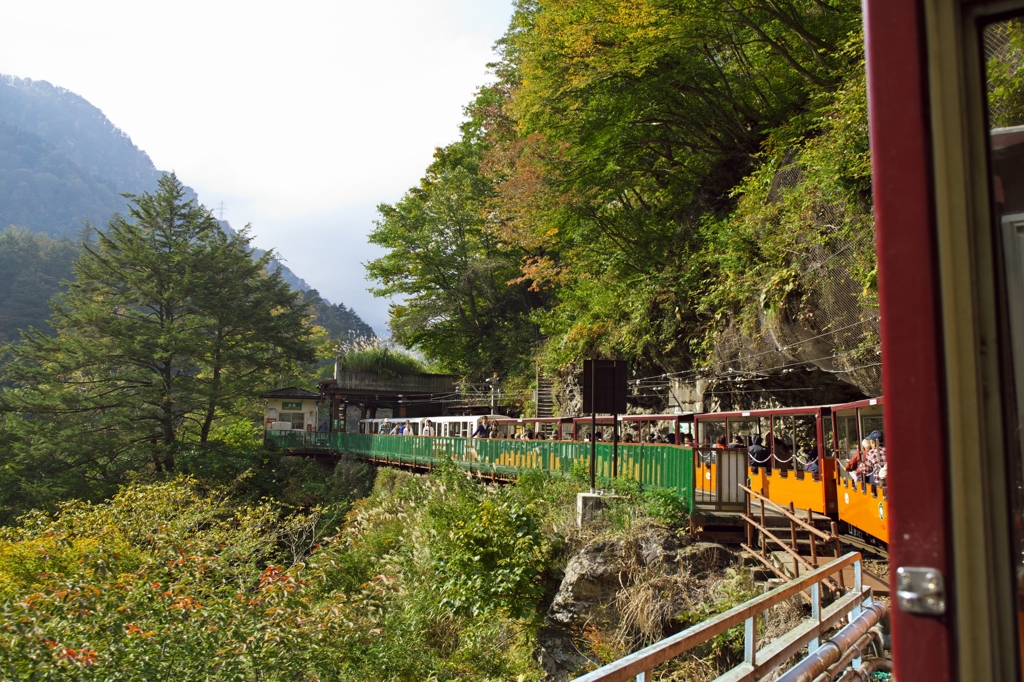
[535,528,737,680]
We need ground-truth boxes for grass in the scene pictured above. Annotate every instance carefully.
[338,337,427,376]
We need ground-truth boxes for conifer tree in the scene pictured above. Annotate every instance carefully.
[0,173,316,506]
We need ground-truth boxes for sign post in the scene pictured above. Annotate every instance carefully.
[582,360,628,493]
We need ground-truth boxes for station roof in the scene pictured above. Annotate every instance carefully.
[262,387,320,400]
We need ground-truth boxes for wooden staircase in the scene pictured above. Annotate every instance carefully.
[536,372,555,418]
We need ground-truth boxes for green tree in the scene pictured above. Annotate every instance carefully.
[0,227,79,343]
[0,174,316,515]
[366,115,545,379]
[485,0,864,372]
[191,226,317,442]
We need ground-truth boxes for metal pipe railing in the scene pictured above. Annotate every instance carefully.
[776,600,889,682]
[569,552,874,682]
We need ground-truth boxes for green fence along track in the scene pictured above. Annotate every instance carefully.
[267,432,694,510]
[266,431,331,451]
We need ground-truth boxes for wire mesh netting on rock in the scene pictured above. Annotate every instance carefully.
[711,200,881,401]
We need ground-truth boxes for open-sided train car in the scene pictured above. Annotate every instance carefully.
[693,406,837,516]
[831,397,888,549]
[358,414,504,438]
[569,413,695,443]
[490,417,573,440]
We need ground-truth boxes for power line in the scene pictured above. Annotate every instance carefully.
[631,321,880,385]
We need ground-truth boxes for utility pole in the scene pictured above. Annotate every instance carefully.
[485,373,500,412]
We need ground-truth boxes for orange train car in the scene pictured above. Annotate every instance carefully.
[831,397,888,546]
[694,406,839,516]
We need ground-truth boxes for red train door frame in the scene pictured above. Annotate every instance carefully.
[866,1,1024,679]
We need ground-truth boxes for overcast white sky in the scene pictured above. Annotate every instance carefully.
[0,0,515,333]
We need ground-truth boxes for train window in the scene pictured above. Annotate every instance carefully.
[985,15,1024,662]
[821,415,834,459]
[836,414,859,462]
[699,419,725,447]
[772,416,795,468]
[859,406,884,446]
[793,415,818,466]
[727,419,759,447]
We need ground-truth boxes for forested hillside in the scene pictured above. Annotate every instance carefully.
[0,75,163,198]
[0,121,127,238]
[369,0,880,406]
[0,228,77,343]
[0,76,374,345]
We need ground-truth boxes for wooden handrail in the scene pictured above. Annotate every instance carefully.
[742,514,816,571]
[570,553,866,682]
[739,484,833,541]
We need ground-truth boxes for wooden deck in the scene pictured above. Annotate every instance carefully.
[767,551,891,597]
[691,502,834,543]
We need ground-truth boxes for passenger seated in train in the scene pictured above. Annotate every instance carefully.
[732,435,745,448]
[715,435,728,448]
[666,432,676,445]
[490,428,501,439]
[682,434,694,447]
[748,434,771,469]
[846,435,883,485]
[421,420,434,437]
[525,429,535,440]
[401,420,413,436]
[802,450,820,475]
[379,419,393,435]
[622,434,635,443]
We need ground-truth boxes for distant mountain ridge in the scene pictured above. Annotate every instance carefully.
[0,74,374,340]
[0,75,161,196]
[0,120,124,236]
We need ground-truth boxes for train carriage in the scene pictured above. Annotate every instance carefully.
[831,397,889,549]
[569,413,695,444]
[693,407,838,516]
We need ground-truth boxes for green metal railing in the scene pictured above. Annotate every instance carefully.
[267,431,694,509]
[265,431,331,451]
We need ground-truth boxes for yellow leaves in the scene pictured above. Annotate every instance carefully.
[168,596,202,611]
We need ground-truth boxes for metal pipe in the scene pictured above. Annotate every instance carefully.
[835,657,892,682]
[776,601,889,682]
[812,631,878,682]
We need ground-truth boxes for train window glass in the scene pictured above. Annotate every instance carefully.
[728,419,759,447]
[835,414,860,477]
[821,415,834,459]
[772,416,795,468]
[985,16,1024,658]
[860,405,884,447]
[699,419,725,447]
[793,415,818,467]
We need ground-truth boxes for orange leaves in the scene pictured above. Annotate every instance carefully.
[258,564,294,591]
[168,596,202,611]
[508,256,566,290]
[124,623,156,638]
[57,646,99,667]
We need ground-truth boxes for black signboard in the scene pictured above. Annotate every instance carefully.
[582,360,627,414]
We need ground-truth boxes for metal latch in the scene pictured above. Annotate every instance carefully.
[896,566,946,615]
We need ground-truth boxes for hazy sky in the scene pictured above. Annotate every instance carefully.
[0,0,516,333]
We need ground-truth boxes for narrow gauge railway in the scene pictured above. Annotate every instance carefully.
[265,399,890,554]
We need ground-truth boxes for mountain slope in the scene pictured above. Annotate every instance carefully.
[0,121,125,237]
[0,75,375,342]
[0,75,160,196]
